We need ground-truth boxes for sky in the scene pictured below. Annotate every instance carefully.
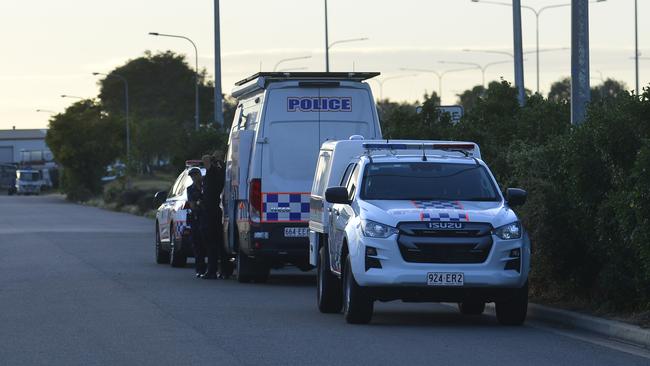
[0,0,647,129]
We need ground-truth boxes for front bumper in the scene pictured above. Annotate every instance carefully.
[350,234,530,290]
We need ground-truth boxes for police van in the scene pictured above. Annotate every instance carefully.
[224,72,382,283]
[312,141,531,324]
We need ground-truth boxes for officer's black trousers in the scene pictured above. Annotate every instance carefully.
[202,209,227,276]
[191,218,207,274]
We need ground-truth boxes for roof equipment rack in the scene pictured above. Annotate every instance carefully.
[234,72,380,86]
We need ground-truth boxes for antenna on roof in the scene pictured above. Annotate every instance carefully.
[421,144,428,162]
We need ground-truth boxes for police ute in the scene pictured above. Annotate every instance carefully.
[312,141,531,324]
[223,72,383,283]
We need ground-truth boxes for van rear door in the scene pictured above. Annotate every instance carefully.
[260,87,319,223]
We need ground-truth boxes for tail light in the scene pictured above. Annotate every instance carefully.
[249,178,262,215]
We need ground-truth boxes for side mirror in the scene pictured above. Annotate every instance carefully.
[153,191,168,206]
[506,188,527,207]
[325,186,351,205]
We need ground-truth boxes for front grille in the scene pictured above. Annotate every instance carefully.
[397,222,493,264]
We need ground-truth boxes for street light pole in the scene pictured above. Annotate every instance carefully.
[471,0,606,94]
[438,60,511,88]
[368,74,418,100]
[571,0,591,125]
[214,0,223,127]
[513,0,526,106]
[93,72,130,169]
[273,56,312,72]
[60,95,84,100]
[400,67,480,104]
[149,32,200,131]
[326,38,369,71]
[324,0,330,72]
[634,0,639,94]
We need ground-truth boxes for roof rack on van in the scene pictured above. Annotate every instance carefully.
[361,142,479,158]
[234,72,380,86]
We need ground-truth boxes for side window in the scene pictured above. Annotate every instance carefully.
[339,163,355,186]
[177,174,193,197]
[312,152,331,196]
[345,164,360,200]
[169,172,185,198]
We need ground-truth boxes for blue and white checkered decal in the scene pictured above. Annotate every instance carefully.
[412,200,470,222]
[412,200,464,210]
[263,193,310,222]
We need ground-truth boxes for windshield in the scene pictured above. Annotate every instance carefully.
[361,162,500,201]
[18,172,40,182]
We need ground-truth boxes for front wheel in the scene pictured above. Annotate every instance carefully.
[342,256,373,324]
[317,244,342,313]
[496,282,528,326]
[169,227,187,268]
[155,223,170,264]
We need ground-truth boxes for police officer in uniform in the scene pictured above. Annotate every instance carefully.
[186,167,206,278]
[200,152,231,279]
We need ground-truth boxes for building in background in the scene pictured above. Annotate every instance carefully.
[0,128,57,188]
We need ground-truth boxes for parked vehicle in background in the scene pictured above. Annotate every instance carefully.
[314,141,530,325]
[153,161,205,267]
[223,72,383,283]
[13,169,44,195]
[1,164,17,194]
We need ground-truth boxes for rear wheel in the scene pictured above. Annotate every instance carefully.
[236,246,254,283]
[317,244,342,313]
[342,256,373,324]
[458,301,486,315]
[169,227,187,268]
[496,282,529,326]
[155,223,170,264]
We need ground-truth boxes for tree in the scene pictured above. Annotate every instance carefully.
[97,50,229,172]
[46,101,122,200]
[456,84,486,112]
[591,78,627,103]
[547,77,571,103]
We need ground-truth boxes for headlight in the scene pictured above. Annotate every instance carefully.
[361,219,398,238]
[493,222,522,240]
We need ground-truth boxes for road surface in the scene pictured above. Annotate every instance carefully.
[1,194,648,365]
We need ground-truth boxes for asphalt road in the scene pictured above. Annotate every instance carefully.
[1,194,649,366]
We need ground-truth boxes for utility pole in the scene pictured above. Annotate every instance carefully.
[324,0,330,72]
[214,0,224,127]
[512,0,526,106]
[571,0,591,125]
[634,0,639,94]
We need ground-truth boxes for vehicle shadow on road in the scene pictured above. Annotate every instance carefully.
[370,309,497,328]
[265,273,316,287]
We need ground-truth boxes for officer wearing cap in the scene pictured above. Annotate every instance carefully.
[186,167,206,277]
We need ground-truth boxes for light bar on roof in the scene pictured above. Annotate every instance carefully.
[185,160,203,167]
[362,142,475,151]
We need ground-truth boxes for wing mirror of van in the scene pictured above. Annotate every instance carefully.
[154,191,168,206]
[505,188,527,207]
[325,187,351,205]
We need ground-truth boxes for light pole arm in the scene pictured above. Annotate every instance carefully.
[328,37,369,50]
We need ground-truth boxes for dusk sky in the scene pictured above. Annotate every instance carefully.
[1,0,647,129]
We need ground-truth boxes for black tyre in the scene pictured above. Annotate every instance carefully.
[317,244,342,313]
[155,223,170,264]
[496,282,529,326]
[458,301,486,315]
[252,264,271,283]
[342,256,373,324]
[236,247,254,283]
[169,228,187,268]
